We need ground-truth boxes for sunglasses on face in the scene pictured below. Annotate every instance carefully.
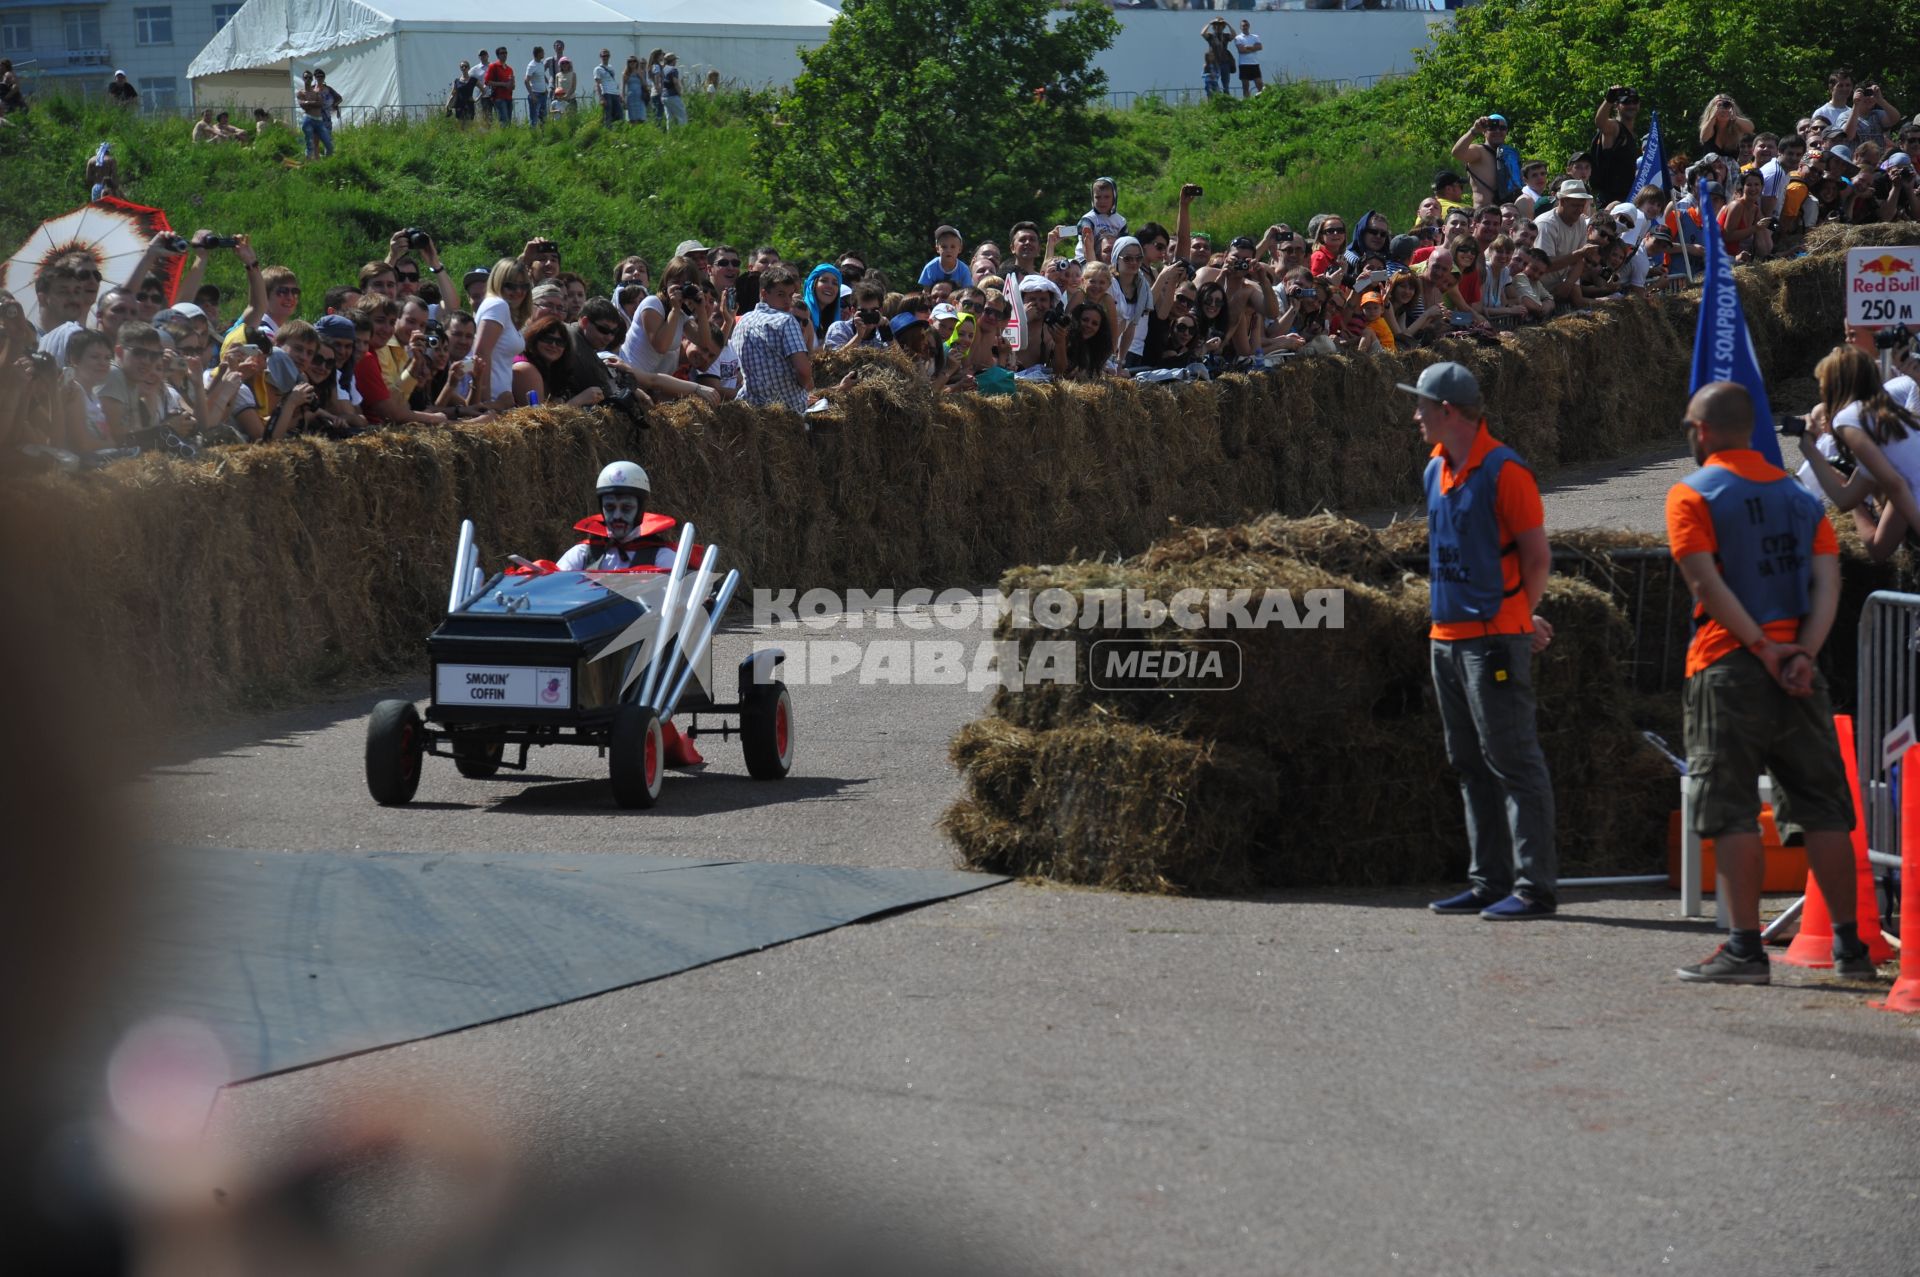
[1173,323,1198,334]
[1322,227,1346,236]
[712,259,741,270]
[585,319,624,339]
[396,271,420,282]
[1365,228,1388,237]
[137,292,165,303]
[986,308,1011,321]
[503,281,528,292]
[536,332,567,347]
[273,286,301,297]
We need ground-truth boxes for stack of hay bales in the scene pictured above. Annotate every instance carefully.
[944,515,1684,894]
[4,229,1912,729]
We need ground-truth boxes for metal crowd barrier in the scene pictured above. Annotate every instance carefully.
[1854,591,1920,874]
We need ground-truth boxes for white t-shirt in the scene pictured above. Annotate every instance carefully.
[1812,101,1851,136]
[700,343,741,391]
[1112,270,1153,357]
[474,295,524,400]
[618,295,687,377]
[524,61,550,94]
[1074,210,1127,263]
[1835,400,1920,494]
[1884,374,1920,415]
[1233,32,1262,61]
[1758,158,1790,208]
[593,63,616,96]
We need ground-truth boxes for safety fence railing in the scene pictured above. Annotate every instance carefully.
[1097,71,1405,110]
[1855,590,1920,875]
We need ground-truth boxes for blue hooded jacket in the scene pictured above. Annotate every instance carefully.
[803,263,843,333]
[1343,208,1381,267]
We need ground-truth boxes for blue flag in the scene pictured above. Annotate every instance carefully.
[1631,110,1667,195]
[1689,178,1782,465]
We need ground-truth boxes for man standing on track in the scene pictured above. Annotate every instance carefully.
[1668,381,1876,984]
[1405,362,1561,921]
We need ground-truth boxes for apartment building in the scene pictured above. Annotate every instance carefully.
[2,1,247,111]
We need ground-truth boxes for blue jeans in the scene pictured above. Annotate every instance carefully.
[528,91,548,125]
[602,93,621,125]
[490,97,512,124]
[300,113,333,156]
[1430,635,1558,902]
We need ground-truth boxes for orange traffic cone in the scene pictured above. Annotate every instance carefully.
[1874,745,1920,1013]
[1781,715,1894,967]
[662,721,704,768]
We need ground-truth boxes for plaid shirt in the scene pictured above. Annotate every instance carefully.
[733,301,809,413]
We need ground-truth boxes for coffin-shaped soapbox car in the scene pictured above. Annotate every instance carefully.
[364,519,790,808]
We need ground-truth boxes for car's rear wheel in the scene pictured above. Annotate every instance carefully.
[609,704,664,808]
[366,700,425,806]
[453,736,504,779]
[741,680,793,780]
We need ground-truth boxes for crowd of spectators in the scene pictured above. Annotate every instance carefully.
[450,41,717,129]
[4,65,1919,464]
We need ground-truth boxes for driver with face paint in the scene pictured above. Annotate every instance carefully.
[556,461,700,571]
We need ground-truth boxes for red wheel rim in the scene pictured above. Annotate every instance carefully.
[775,698,790,759]
[644,722,660,789]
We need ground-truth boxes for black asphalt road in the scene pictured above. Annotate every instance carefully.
[120,455,1920,1275]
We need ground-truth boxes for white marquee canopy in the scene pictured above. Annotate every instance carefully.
[187,0,838,113]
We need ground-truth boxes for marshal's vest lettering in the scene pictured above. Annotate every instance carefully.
[1680,463,1821,625]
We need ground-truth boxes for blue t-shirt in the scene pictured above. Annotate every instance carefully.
[918,257,974,289]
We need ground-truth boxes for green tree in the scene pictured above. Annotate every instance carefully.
[753,0,1121,274]
[1410,0,1920,166]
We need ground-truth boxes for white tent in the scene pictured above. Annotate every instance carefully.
[186,0,837,116]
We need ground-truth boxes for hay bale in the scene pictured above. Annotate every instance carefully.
[943,718,1278,894]
[946,517,1683,892]
[2,228,1899,728]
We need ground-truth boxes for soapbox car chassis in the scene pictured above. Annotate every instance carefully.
[364,519,793,809]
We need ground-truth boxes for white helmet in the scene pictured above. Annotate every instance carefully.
[596,461,650,498]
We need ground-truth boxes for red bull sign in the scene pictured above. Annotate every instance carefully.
[1848,247,1920,324]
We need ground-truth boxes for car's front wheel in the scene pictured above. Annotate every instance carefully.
[365,700,425,806]
[609,704,664,808]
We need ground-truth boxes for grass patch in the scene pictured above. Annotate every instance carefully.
[3,82,1441,300]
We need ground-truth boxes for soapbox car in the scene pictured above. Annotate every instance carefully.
[364,518,791,809]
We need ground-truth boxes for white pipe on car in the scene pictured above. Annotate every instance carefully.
[637,523,695,708]
[448,519,475,613]
[661,569,740,723]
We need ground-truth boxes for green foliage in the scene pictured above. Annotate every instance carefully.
[1097,82,1438,247]
[0,93,779,309]
[752,0,1121,270]
[9,0,1892,306]
[1411,0,1920,165]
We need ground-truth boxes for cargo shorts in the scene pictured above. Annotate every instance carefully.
[1684,648,1856,840]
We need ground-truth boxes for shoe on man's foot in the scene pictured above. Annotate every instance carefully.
[1834,944,1880,979]
[1479,892,1557,920]
[1429,887,1502,914]
[1676,944,1771,985]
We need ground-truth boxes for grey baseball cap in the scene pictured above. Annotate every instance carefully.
[1396,361,1482,407]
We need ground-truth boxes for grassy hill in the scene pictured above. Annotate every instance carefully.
[0,87,1435,305]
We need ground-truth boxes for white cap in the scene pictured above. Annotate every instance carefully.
[155,301,208,323]
[930,303,959,321]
